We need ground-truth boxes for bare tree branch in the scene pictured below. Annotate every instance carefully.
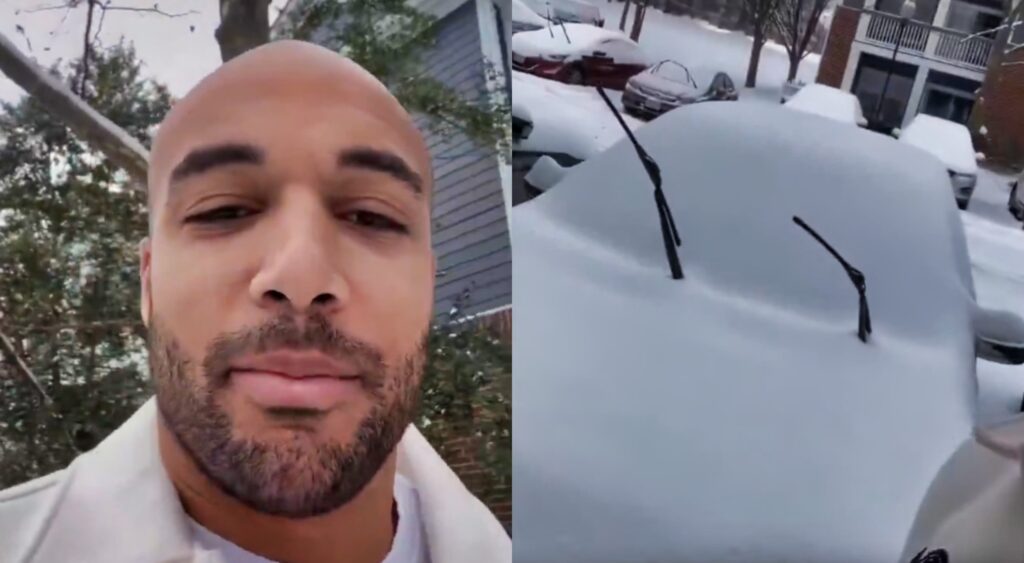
[101,5,198,18]
[12,319,144,333]
[93,0,111,43]
[78,0,96,97]
[23,2,77,15]
[0,31,149,189]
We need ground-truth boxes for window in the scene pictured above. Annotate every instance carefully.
[597,39,647,65]
[851,53,918,128]
[654,61,695,87]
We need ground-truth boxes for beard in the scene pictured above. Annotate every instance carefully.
[148,313,425,518]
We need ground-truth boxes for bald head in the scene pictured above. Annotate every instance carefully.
[147,40,431,220]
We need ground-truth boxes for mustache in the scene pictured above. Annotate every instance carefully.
[201,314,386,391]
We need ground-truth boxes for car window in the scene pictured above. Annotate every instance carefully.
[597,39,646,65]
[654,62,692,85]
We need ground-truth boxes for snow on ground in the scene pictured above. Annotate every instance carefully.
[579,1,820,102]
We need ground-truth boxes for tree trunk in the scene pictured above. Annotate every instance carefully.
[0,32,149,189]
[620,0,633,31]
[631,0,648,40]
[746,33,765,87]
[786,52,800,81]
[215,0,272,63]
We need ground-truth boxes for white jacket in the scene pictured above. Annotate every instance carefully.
[900,418,1024,563]
[0,399,511,563]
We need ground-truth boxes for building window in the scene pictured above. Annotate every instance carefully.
[851,53,918,128]
[919,70,981,125]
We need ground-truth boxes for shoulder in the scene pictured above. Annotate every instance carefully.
[901,433,1024,562]
[0,470,69,558]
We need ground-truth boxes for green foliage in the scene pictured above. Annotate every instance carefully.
[277,0,511,157]
[420,321,512,496]
[0,43,166,487]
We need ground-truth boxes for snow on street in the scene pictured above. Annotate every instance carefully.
[581,2,820,102]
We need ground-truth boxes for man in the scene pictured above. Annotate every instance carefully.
[0,40,510,563]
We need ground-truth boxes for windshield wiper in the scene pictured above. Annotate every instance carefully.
[793,216,872,343]
[593,86,683,279]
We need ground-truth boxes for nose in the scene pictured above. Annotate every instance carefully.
[249,206,350,316]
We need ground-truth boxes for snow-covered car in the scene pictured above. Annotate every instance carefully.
[511,72,605,204]
[513,102,1024,562]
[511,24,648,90]
[520,0,605,26]
[784,83,868,127]
[900,115,979,210]
[512,0,549,33]
[622,60,738,120]
[1009,171,1024,225]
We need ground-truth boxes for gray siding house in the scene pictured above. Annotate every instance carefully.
[274,0,512,321]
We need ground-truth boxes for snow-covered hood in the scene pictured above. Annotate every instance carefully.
[511,71,608,160]
[513,103,978,562]
[628,70,702,100]
[900,115,979,176]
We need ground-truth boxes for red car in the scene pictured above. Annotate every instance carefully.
[511,23,649,90]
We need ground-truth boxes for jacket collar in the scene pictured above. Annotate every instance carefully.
[32,398,510,563]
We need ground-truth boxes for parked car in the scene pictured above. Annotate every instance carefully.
[899,114,979,210]
[512,0,549,33]
[1009,171,1024,225]
[512,24,648,90]
[513,102,1024,562]
[623,60,738,120]
[784,83,867,127]
[512,72,605,204]
[520,0,604,26]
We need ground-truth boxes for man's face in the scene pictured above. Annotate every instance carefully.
[141,45,435,518]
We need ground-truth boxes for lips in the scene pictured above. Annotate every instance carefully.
[229,350,364,411]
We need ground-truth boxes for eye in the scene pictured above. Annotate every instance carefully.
[342,210,408,234]
[184,205,257,224]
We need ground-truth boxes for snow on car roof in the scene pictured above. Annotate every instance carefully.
[512,0,548,27]
[900,114,978,175]
[511,23,634,59]
[513,102,976,562]
[784,83,865,126]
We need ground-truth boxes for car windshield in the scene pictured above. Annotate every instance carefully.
[654,61,696,88]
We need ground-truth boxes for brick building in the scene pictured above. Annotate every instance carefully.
[817,0,1024,166]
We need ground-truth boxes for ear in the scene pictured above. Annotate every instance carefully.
[139,238,153,328]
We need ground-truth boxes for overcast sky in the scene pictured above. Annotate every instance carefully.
[1,0,289,105]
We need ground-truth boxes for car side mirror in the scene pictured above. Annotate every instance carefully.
[975,306,1024,365]
[524,155,570,194]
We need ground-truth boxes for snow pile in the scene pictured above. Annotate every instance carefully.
[512,23,639,60]
[900,114,978,175]
[512,70,642,158]
[513,0,549,27]
[784,83,866,126]
[513,102,978,562]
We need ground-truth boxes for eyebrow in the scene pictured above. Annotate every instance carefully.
[339,147,423,194]
[169,143,264,184]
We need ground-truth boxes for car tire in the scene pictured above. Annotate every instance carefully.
[566,66,584,85]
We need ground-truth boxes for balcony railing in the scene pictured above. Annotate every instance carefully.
[861,10,994,71]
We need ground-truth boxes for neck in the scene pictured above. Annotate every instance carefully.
[157,419,397,563]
